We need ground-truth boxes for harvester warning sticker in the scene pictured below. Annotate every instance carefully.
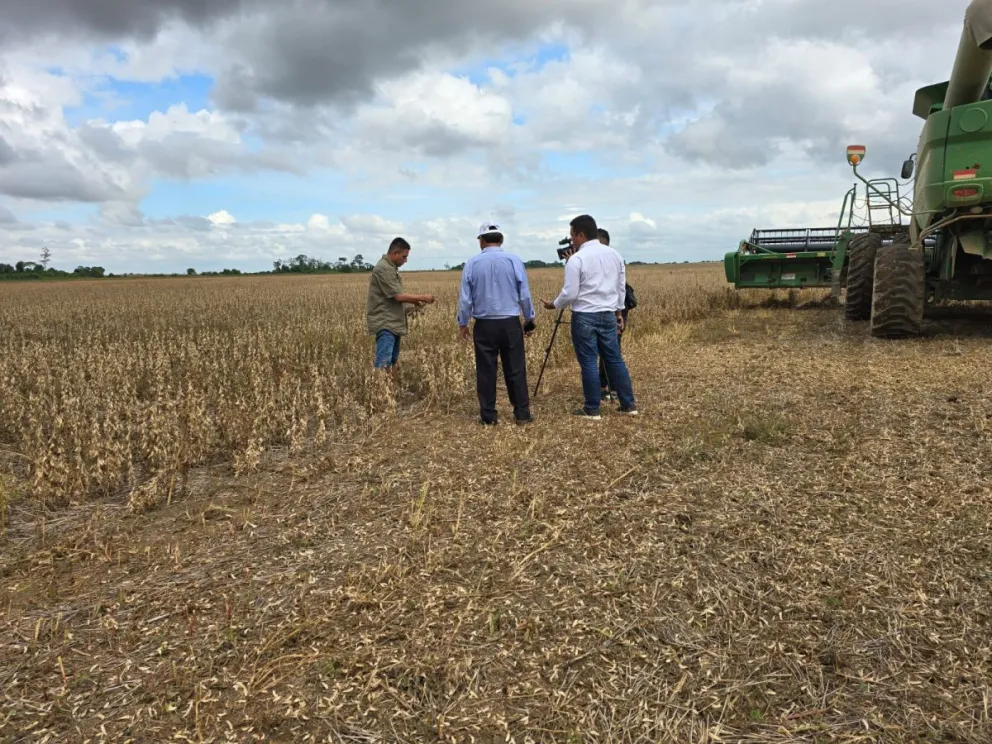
[953,169,977,180]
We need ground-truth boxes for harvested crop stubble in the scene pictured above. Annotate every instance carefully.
[3,265,991,742]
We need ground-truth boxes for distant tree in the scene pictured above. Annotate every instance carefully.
[350,253,372,271]
[40,246,51,269]
[72,266,105,278]
[187,268,196,276]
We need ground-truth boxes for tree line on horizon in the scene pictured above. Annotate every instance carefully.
[0,260,107,279]
[1,250,684,281]
[0,252,376,281]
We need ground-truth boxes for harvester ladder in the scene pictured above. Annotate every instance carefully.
[865,178,903,227]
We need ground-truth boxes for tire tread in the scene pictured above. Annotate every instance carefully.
[869,236,925,338]
[844,232,881,321]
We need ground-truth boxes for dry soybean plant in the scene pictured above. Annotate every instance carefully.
[0,266,818,511]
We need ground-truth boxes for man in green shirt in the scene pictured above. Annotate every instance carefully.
[366,237,435,373]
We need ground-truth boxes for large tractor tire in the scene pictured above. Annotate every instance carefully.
[869,236,925,339]
[844,232,881,321]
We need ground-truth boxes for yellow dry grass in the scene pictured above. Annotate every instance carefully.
[2,264,992,743]
[0,265,777,511]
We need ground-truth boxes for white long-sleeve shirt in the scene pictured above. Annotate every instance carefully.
[552,239,626,313]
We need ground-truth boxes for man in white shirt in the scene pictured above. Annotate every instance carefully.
[541,214,638,419]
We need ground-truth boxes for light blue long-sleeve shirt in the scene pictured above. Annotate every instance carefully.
[456,247,536,327]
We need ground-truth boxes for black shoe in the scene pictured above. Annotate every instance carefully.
[617,406,639,416]
[515,414,535,426]
[479,417,498,426]
[572,407,602,420]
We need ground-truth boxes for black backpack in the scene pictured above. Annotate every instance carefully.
[624,283,638,310]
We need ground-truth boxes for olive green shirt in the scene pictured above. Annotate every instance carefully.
[366,255,408,336]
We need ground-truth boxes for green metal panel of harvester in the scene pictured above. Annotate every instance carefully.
[725,0,992,338]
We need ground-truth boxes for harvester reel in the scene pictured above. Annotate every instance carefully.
[869,234,925,338]
[843,233,881,321]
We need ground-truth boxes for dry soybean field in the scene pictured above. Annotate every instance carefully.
[2,264,992,743]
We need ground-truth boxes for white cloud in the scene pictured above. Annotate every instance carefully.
[505,46,645,152]
[110,103,242,146]
[628,212,656,237]
[340,214,405,235]
[306,214,331,231]
[207,209,236,225]
[629,212,656,228]
[0,65,135,202]
[0,65,288,206]
[352,71,514,155]
[666,37,912,168]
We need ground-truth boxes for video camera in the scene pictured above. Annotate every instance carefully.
[556,237,573,261]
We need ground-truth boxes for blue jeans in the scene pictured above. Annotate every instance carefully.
[570,311,635,413]
[374,330,402,369]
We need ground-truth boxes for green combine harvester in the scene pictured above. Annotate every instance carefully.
[725,0,992,338]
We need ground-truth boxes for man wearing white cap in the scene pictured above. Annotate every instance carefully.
[456,221,536,426]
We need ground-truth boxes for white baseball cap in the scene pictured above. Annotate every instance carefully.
[477,221,501,238]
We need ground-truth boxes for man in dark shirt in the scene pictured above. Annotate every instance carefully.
[596,228,634,400]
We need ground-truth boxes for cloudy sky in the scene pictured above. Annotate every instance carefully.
[0,0,975,273]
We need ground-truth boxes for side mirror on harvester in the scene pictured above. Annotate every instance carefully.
[901,156,915,180]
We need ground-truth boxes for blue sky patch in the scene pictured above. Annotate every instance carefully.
[139,168,357,224]
[453,41,570,87]
[531,42,569,68]
[65,73,213,126]
[541,150,646,181]
[104,46,129,64]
